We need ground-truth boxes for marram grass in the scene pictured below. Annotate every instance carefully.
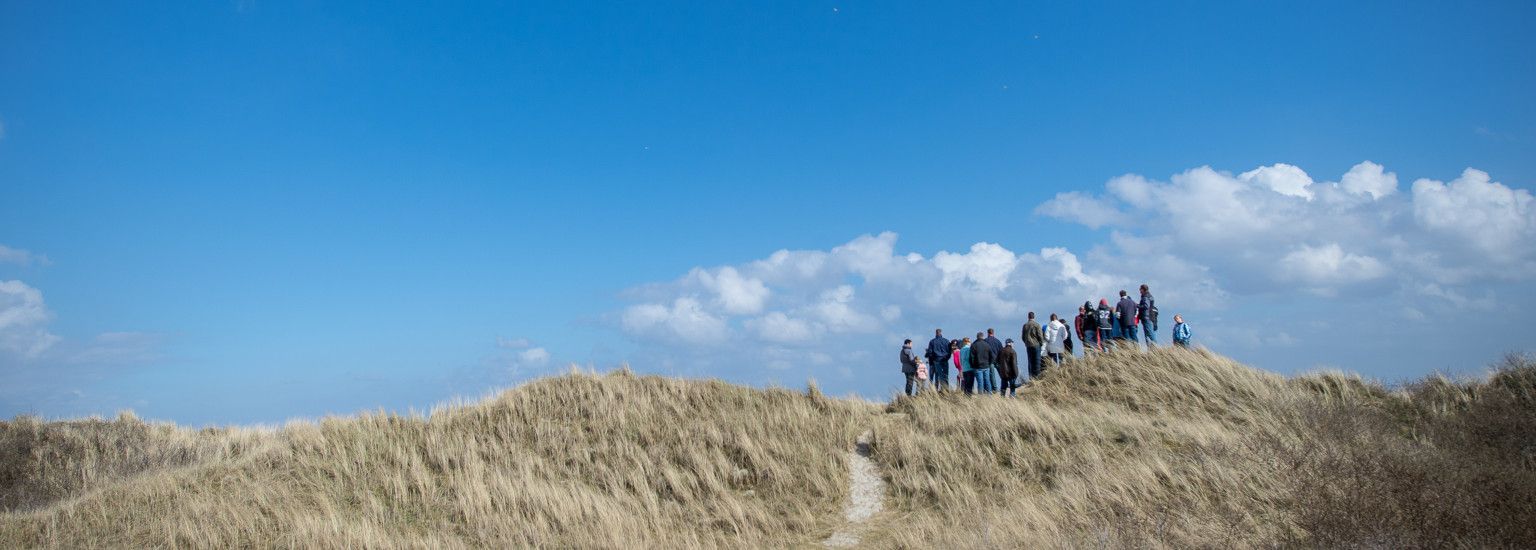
[4,348,1534,548]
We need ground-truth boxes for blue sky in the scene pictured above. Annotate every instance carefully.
[2,1,1533,425]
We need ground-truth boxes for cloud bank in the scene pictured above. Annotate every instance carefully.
[612,161,1535,392]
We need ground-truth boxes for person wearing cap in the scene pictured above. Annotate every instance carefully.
[1020,312,1044,381]
[998,338,1019,397]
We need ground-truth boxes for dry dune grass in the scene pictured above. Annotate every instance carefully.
[3,350,1534,548]
[1,370,876,548]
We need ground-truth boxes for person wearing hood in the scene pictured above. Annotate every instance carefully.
[998,339,1019,396]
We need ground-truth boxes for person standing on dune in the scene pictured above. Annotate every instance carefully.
[900,339,920,396]
[1021,313,1044,382]
[998,339,1019,397]
[926,329,952,392]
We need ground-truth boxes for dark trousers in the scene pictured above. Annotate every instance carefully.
[904,373,917,396]
[1026,346,1041,378]
[962,371,976,395]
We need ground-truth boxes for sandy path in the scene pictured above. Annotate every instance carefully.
[822,430,885,548]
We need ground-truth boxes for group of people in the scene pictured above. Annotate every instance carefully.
[898,284,1193,396]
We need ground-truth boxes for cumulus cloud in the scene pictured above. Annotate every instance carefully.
[612,160,1533,394]
[1240,163,1315,200]
[1037,160,1536,295]
[1412,168,1536,264]
[1340,161,1397,199]
[0,280,61,359]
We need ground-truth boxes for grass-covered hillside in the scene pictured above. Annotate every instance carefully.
[3,348,1534,548]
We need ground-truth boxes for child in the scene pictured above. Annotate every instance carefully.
[1172,314,1191,347]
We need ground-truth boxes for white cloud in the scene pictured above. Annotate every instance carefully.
[621,297,728,344]
[1412,168,1536,264]
[1277,243,1388,289]
[0,244,47,266]
[691,266,770,315]
[611,160,1535,396]
[1240,163,1315,200]
[1340,161,1397,199]
[518,347,550,366]
[0,280,61,358]
[496,337,532,349]
[745,311,814,343]
[1037,160,1536,291]
[1032,191,1121,229]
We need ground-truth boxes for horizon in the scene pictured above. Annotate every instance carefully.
[3,1,1535,425]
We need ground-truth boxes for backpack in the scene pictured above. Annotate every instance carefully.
[1149,304,1159,326]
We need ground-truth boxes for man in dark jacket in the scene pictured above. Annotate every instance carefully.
[1138,284,1157,349]
[1077,302,1097,354]
[1116,290,1139,345]
[985,329,1004,393]
[1020,312,1044,384]
[925,329,951,391]
[997,339,1019,397]
[900,339,920,396]
[971,331,996,394]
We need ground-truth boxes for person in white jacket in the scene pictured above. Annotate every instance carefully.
[1044,314,1068,369]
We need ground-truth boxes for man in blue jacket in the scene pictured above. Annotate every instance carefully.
[925,329,952,391]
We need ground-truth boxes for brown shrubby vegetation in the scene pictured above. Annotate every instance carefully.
[2,351,1533,548]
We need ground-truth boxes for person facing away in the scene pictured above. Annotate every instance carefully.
[1044,313,1067,369]
[985,328,1004,361]
[1095,299,1115,350]
[972,331,997,394]
[1020,312,1044,381]
[959,337,974,394]
[1116,290,1139,344]
[998,339,1019,396]
[1076,304,1094,354]
[900,339,920,396]
[926,329,952,391]
[984,329,1004,393]
[1172,314,1192,347]
[1138,284,1157,347]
